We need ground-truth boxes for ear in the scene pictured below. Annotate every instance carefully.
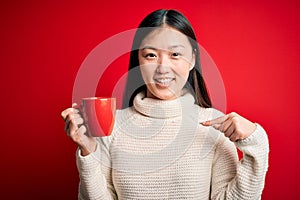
[189,51,196,71]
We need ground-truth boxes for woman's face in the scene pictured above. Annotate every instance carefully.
[138,26,195,100]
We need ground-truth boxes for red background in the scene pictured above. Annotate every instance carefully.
[1,0,299,199]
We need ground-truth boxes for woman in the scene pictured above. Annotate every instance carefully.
[62,9,269,199]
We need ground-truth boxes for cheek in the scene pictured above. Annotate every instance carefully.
[173,62,190,80]
[140,66,155,83]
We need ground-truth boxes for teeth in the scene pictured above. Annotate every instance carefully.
[156,78,173,84]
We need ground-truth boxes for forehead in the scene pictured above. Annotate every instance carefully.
[140,27,191,49]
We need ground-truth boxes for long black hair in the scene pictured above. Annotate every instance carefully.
[122,9,212,108]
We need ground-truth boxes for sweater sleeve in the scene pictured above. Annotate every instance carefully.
[76,137,117,200]
[211,123,269,200]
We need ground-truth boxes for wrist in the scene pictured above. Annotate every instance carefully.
[79,142,97,156]
[80,148,90,156]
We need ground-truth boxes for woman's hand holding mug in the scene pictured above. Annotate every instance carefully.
[61,104,97,156]
[61,97,116,156]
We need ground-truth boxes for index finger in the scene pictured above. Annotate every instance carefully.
[201,114,229,126]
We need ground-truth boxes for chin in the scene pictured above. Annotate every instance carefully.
[150,88,179,100]
[156,94,177,100]
[146,83,182,100]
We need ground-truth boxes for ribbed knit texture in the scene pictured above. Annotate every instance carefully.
[76,91,269,200]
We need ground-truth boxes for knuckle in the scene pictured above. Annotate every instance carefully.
[79,118,84,124]
[78,125,87,135]
[70,116,76,123]
[72,108,79,113]
[230,112,238,116]
[61,111,66,118]
[69,129,77,137]
[73,113,80,118]
[61,109,70,119]
[75,118,84,125]
[232,116,239,124]
[82,125,87,132]
[67,131,73,137]
[66,108,71,113]
[235,126,242,134]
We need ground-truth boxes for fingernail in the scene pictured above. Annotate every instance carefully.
[201,121,209,126]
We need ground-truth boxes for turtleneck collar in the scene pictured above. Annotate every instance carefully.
[133,89,196,119]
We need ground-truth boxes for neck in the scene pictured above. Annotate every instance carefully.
[133,89,195,119]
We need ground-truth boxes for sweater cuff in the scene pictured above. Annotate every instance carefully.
[235,123,268,147]
[76,142,102,174]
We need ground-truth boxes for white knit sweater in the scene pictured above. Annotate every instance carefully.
[76,91,269,200]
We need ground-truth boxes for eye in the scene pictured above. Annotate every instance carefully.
[171,52,181,58]
[145,53,157,59]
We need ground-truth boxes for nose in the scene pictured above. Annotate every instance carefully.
[156,55,170,74]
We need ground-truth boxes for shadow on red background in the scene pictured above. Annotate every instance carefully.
[0,0,299,199]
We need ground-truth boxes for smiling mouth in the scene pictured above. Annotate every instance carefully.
[154,78,175,87]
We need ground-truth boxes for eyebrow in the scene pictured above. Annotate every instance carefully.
[141,45,186,50]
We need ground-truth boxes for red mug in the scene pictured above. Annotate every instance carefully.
[81,97,116,137]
